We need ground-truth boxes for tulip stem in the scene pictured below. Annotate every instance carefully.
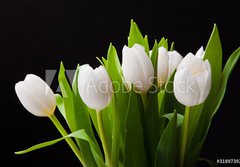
[49,114,85,165]
[179,106,191,167]
[97,110,111,166]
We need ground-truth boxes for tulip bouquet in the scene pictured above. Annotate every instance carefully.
[15,20,240,167]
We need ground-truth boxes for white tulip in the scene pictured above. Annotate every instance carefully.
[78,64,113,110]
[122,44,154,93]
[157,47,169,87]
[167,50,183,78]
[174,47,211,106]
[15,74,56,117]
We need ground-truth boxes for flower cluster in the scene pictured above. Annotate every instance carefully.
[14,20,240,167]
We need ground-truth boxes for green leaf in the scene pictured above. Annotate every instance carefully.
[155,111,180,167]
[106,44,129,155]
[204,24,222,94]
[150,40,159,76]
[58,63,99,167]
[124,89,148,167]
[144,35,150,55]
[55,94,66,119]
[158,37,168,50]
[161,112,184,128]
[128,20,148,52]
[170,42,174,51]
[15,130,105,167]
[158,37,165,48]
[15,137,63,155]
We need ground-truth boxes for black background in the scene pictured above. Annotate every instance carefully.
[1,0,240,166]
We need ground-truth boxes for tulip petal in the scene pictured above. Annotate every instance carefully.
[78,65,113,110]
[132,44,154,91]
[157,47,169,86]
[177,53,195,72]
[122,45,145,92]
[168,50,183,79]
[24,74,56,115]
[174,68,201,106]
[15,81,48,117]
[195,46,205,59]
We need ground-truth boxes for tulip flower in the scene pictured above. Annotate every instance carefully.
[173,47,211,106]
[78,64,113,111]
[15,74,56,117]
[167,50,183,78]
[157,47,169,87]
[122,44,154,93]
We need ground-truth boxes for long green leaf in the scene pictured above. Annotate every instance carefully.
[124,89,148,167]
[155,111,180,167]
[15,130,105,167]
[58,63,98,167]
[106,44,129,160]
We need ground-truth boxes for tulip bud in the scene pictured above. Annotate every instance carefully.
[15,74,56,117]
[157,47,169,87]
[122,44,154,93]
[174,47,211,106]
[167,50,183,78]
[78,64,113,110]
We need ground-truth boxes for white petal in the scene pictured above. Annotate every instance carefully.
[195,46,204,59]
[132,44,154,92]
[168,50,183,79]
[15,74,56,117]
[122,45,153,93]
[187,57,206,75]
[78,65,113,110]
[24,74,56,115]
[122,45,144,86]
[177,53,195,71]
[157,47,169,86]
[174,68,201,106]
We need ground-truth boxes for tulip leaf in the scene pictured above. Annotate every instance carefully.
[55,93,66,119]
[150,40,159,76]
[155,111,180,167]
[128,19,149,52]
[124,89,148,167]
[161,112,184,128]
[158,37,168,50]
[15,129,105,167]
[143,91,161,166]
[106,43,129,165]
[170,42,174,51]
[158,37,165,48]
[58,63,99,167]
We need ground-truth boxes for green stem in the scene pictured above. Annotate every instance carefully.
[179,106,191,167]
[49,114,85,165]
[97,110,111,166]
[111,99,120,167]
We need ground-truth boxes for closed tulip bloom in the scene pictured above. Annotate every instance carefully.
[122,44,154,93]
[78,64,113,110]
[167,50,183,78]
[15,74,56,117]
[174,47,211,106]
[157,47,169,87]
